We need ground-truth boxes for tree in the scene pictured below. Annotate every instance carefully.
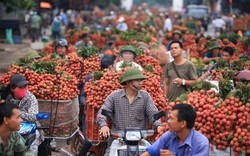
[0,0,35,13]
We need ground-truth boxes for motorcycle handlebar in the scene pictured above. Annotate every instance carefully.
[110,129,155,139]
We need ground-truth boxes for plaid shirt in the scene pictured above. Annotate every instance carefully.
[97,89,162,130]
[7,91,38,123]
[0,132,34,156]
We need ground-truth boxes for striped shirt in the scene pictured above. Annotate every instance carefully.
[97,89,162,130]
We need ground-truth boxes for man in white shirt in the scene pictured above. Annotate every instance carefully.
[163,14,172,32]
[116,17,128,31]
[115,45,142,71]
[212,16,226,35]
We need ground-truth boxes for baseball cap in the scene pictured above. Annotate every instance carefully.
[9,74,28,87]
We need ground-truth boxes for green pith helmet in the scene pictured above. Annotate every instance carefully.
[120,68,147,85]
[209,41,222,50]
[173,30,182,36]
[24,50,41,60]
[120,45,136,57]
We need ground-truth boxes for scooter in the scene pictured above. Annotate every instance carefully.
[18,113,50,151]
[101,109,165,156]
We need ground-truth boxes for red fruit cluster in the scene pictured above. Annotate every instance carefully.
[91,34,107,49]
[231,102,250,155]
[84,70,123,109]
[42,43,54,54]
[0,63,79,100]
[182,34,200,59]
[135,54,163,77]
[65,30,87,45]
[212,97,239,150]
[59,55,84,83]
[235,40,247,56]
[159,89,250,155]
[154,122,169,140]
[81,56,101,81]
[32,73,79,100]
[142,72,166,110]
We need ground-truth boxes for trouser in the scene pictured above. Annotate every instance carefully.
[52,31,60,40]
[78,140,92,156]
[30,28,39,42]
[79,102,85,132]
[30,130,43,156]
[104,137,114,156]
[68,22,74,29]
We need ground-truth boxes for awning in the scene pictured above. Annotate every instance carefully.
[40,2,52,9]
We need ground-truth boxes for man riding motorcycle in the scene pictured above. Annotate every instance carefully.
[97,68,162,156]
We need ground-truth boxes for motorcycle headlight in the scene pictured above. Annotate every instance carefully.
[125,131,141,141]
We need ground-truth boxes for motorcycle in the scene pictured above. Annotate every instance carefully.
[101,109,165,156]
[18,113,50,151]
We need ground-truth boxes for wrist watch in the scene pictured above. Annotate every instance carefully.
[182,79,186,85]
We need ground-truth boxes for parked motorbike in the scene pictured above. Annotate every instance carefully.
[18,113,50,150]
[101,109,165,156]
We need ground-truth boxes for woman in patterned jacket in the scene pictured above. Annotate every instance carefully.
[5,74,42,155]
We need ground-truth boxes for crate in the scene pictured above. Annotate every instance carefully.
[84,105,111,142]
[38,98,79,138]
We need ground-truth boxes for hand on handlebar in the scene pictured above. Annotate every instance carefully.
[157,126,162,133]
[99,126,110,138]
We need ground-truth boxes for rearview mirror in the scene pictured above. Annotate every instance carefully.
[101,109,113,118]
[36,113,50,120]
[153,110,165,122]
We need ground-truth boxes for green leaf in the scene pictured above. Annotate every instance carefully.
[65,76,72,81]
[227,135,234,142]
[144,65,154,73]
[214,98,223,108]
[93,71,103,80]
[238,138,244,142]
[179,93,188,102]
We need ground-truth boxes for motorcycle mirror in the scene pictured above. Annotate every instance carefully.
[153,110,165,122]
[36,113,50,120]
[101,109,113,118]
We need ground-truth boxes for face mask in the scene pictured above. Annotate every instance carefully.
[13,88,27,99]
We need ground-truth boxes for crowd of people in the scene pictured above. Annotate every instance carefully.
[24,4,250,43]
[1,3,250,156]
